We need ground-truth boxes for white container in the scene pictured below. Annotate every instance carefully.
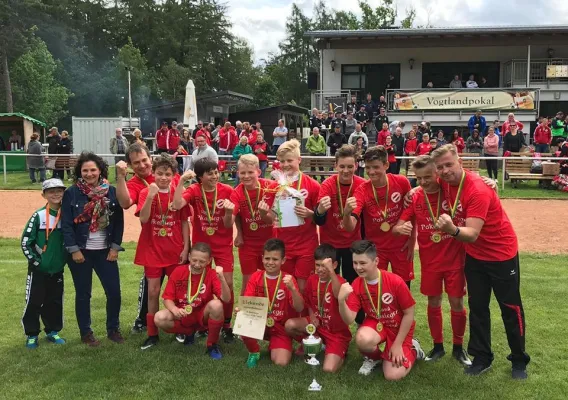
[71,117,139,155]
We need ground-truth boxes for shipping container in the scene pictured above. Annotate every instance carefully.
[71,117,139,155]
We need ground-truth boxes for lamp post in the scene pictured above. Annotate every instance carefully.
[126,67,132,132]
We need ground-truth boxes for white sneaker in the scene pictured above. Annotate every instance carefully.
[412,338,425,361]
[358,357,380,376]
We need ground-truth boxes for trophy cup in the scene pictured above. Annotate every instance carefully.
[302,324,323,391]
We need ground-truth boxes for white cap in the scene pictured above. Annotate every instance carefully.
[42,178,66,192]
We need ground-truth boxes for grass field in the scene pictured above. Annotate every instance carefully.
[0,238,566,399]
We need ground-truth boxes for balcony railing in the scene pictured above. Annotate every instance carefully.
[503,58,568,87]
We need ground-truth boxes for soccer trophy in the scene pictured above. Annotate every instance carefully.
[302,324,323,391]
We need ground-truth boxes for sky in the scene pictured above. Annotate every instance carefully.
[226,0,568,63]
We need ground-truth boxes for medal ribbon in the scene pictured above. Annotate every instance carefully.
[336,177,353,217]
[363,269,382,320]
[292,172,303,191]
[424,190,442,225]
[244,184,261,217]
[263,272,283,314]
[156,189,173,225]
[448,172,466,218]
[317,279,332,317]
[371,176,389,221]
[43,205,61,252]
[201,184,217,225]
[187,269,206,306]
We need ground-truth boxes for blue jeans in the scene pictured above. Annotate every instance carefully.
[534,144,550,153]
[68,249,121,336]
[259,161,268,179]
[29,168,46,183]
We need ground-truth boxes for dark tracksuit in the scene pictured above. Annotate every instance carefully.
[21,206,66,337]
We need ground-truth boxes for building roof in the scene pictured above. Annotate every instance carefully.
[137,90,253,111]
[0,112,47,127]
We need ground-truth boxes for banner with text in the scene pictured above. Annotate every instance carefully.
[392,90,536,111]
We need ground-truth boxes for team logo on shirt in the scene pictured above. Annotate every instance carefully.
[325,292,332,303]
[276,289,286,300]
[382,292,393,305]
[299,189,309,199]
[441,200,463,213]
[216,200,225,209]
[391,192,401,203]
[199,284,206,294]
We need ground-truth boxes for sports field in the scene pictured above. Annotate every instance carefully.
[1,237,566,400]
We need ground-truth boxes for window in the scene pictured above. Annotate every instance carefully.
[342,65,365,89]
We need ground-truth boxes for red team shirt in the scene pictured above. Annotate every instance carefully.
[400,188,465,271]
[182,182,234,248]
[244,271,300,325]
[442,171,518,262]
[352,174,411,252]
[134,187,191,267]
[275,173,320,256]
[231,178,278,253]
[317,175,365,248]
[304,274,350,337]
[126,174,181,212]
[162,267,222,312]
[416,143,432,156]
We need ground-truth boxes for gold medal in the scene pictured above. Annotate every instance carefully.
[206,227,215,236]
[264,272,282,329]
[250,222,258,231]
[159,228,167,237]
[201,184,218,236]
[376,322,384,332]
[185,304,193,314]
[186,267,206,314]
[372,176,391,232]
[266,316,275,327]
[431,232,442,243]
[364,270,383,334]
[380,222,391,232]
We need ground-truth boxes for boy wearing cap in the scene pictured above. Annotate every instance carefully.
[20,179,68,349]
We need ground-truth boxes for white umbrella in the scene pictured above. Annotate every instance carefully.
[183,80,197,129]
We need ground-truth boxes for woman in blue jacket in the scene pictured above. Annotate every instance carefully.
[62,152,124,346]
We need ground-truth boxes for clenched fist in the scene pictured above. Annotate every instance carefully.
[283,274,295,290]
[435,213,455,234]
[258,200,270,215]
[181,169,196,183]
[344,197,357,215]
[338,282,353,302]
[215,266,224,276]
[116,161,128,178]
[322,257,335,275]
[397,221,413,236]
[223,199,235,213]
[317,196,332,215]
[148,182,160,197]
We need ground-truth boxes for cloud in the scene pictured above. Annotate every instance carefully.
[226,0,568,62]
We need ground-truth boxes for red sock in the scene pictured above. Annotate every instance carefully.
[222,290,235,328]
[427,306,443,344]
[207,318,224,347]
[242,336,260,353]
[361,346,382,361]
[146,313,158,337]
[451,309,467,345]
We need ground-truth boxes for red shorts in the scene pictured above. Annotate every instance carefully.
[238,248,264,275]
[166,308,207,334]
[305,318,350,358]
[281,253,314,280]
[144,265,180,279]
[377,249,414,281]
[263,321,293,352]
[420,268,466,298]
[360,318,416,369]
[210,247,234,273]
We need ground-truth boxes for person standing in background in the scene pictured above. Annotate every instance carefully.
[110,128,130,166]
[272,119,288,155]
[483,127,500,182]
[26,133,46,184]
[58,131,73,181]
[47,127,62,179]
[8,129,22,150]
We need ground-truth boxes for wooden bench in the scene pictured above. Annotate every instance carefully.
[300,156,336,177]
[505,152,554,187]
[47,156,78,170]
[406,153,480,179]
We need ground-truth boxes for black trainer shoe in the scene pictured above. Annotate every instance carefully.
[464,362,492,376]
[140,336,159,350]
[131,321,146,334]
[425,347,446,362]
[453,348,472,367]
[222,328,235,344]
[512,364,528,380]
[175,334,185,343]
[184,333,195,346]
[195,330,208,339]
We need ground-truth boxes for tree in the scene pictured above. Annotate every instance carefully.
[156,58,191,101]
[11,34,71,124]
[358,0,396,30]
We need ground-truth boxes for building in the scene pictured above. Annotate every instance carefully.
[306,25,568,136]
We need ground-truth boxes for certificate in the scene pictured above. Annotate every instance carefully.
[233,296,269,340]
[274,197,304,228]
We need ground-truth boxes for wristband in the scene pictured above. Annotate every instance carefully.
[451,227,460,237]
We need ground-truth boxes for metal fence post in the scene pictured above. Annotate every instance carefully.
[3,154,6,184]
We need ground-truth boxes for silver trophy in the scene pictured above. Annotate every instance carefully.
[302,324,323,391]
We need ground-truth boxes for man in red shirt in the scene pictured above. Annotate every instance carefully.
[533,117,552,153]
[222,154,277,293]
[239,238,304,368]
[393,155,471,366]
[195,124,212,146]
[342,146,415,286]
[155,121,170,153]
[154,243,231,360]
[338,240,424,380]
[173,158,236,342]
[377,122,390,146]
[431,144,530,379]
[134,155,191,350]
[285,244,351,373]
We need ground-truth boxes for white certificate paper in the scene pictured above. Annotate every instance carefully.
[233,296,269,340]
[274,197,304,228]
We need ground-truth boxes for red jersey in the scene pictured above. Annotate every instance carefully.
[168,128,180,150]
[416,142,432,156]
[134,187,191,267]
[399,188,465,271]
[352,174,411,252]
[126,174,180,213]
[275,173,320,256]
[231,178,277,252]
[441,171,518,261]
[346,270,415,331]
[155,128,169,149]
[304,274,350,336]
[182,182,233,248]
[317,174,365,248]
[385,145,397,163]
[244,270,301,324]
[534,125,552,145]
[377,129,390,146]
[452,137,465,153]
[404,138,417,155]
[162,267,221,311]
[253,142,268,161]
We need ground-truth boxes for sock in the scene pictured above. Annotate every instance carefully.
[206,318,224,347]
[362,346,382,361]
[146,313,158,337]
[427,306,443,344]
[242,336,260,353]
[451,309,467,346]
[222,290,235,329]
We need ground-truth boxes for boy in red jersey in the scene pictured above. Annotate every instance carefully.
[154,243,231,360]
[338,240,424,380]
[222,154,277,292]
[342,146,415,287]
[285,244,351,373]
[315,144,365,283]
[136,155,191,350]
[393,155,471,367]
[173,158,236,342]
[273,139,320,292]
[239,238,304,368]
